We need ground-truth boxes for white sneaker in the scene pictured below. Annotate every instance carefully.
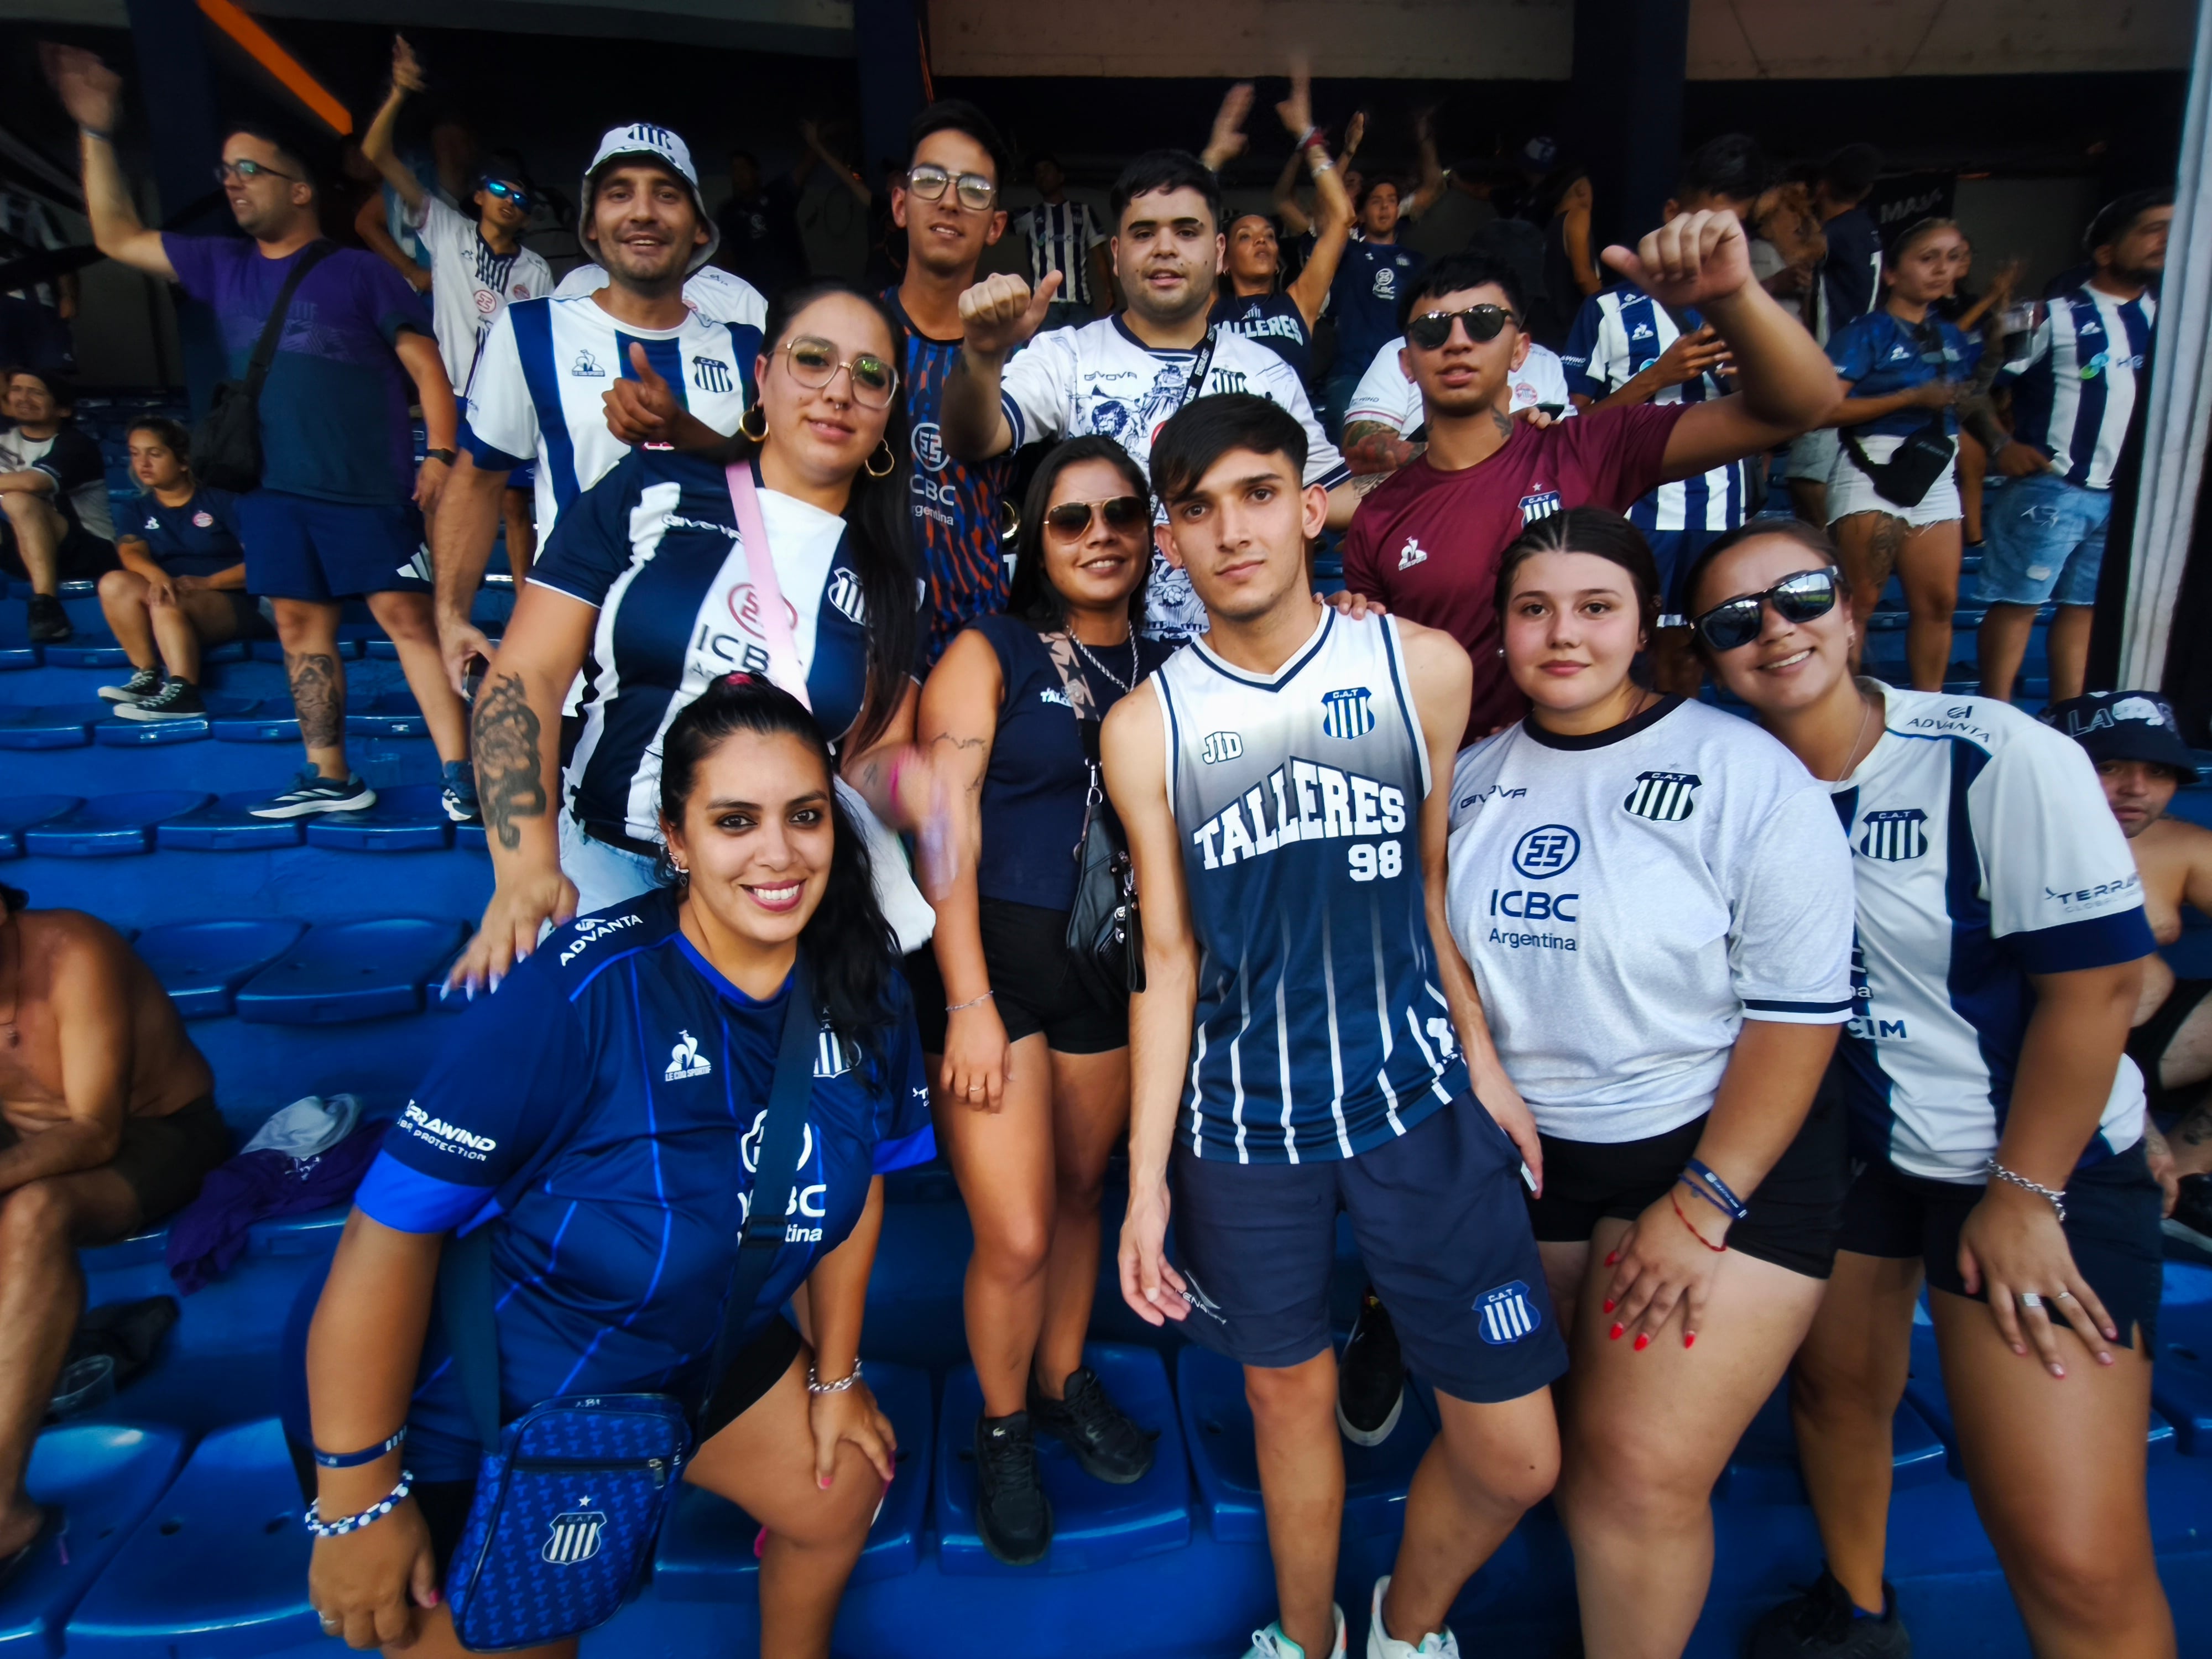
[1365,1577,1460,1658]
[1244,1606,1347,1658]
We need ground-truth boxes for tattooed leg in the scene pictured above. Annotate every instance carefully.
[271,597,347,778]
[1832,511,1908,675]
[472,671,546,852]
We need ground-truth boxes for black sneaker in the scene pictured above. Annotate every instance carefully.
[2166,1173,2212,1255]
[25,594,70,644]
[247,769,377,819]
[1030,1365,1156,1485]
[114,679,206,722]
[973,1411,1052,1566]
[441,758,481,825]
[1745,1568,1911,1658]
[1337,1286,1406,1446]
[99,665,162,704]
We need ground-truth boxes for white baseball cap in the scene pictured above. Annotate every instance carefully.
[581,121,720,274]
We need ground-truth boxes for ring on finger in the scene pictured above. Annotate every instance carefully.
[2017,1291,2044,1310]
[2054,1290,2075,1301]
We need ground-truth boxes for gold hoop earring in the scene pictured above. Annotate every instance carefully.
[865,440,898,479]
[738,403,768,443]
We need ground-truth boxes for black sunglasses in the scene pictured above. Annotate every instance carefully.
[1691,567,1843,653]
[1044,496,1146,538]
[1406,304,1516,351]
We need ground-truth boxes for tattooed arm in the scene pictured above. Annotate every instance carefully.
[447,584,599,990]
[916,630,1006,1104]
[1344,418,1422,479]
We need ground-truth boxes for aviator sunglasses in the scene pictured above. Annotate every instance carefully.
[1405,304,1516,351]
[1689,567,1842,653]
[780,336,899,408]
[905,163,997,212]
[1044,495,1146,538]
[482,179,535,214]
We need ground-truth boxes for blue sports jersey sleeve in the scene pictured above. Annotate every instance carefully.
[1559,295,1607,400]
[870,978,937,1175]
[353,966,589,1233]
[529,450,645,606]
[1825,315,1876,384]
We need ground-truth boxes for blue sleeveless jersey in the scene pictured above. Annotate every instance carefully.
[1155,609,1465,1165]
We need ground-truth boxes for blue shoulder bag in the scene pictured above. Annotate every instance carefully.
[438,958,820,1652]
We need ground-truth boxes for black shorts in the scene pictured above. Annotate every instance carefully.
[0,1094,232,1226]
[0,518,118,583]
[2128,975,2212,1118]
[1527,1085,1850,1280]
[1839,1141,2164,1348]
[905,898,1127,1056]
[1168,1089,1567,1405]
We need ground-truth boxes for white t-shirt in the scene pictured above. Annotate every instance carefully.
[999,316,1349,641]
[403,195,553,395]
[551,263,768,326]
[1344,337,1574,436]
[1446,697,1855,1142]
[1830,685,2154,1181]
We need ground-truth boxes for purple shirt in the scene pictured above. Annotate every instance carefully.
[163,234,432,505]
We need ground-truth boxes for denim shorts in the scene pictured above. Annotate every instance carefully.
[1976,471,2111,607]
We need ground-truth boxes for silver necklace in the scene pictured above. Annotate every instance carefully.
[1825,693,1878,784]
[1070,629,1139,696]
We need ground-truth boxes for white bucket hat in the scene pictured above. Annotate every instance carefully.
[580,121,720,274]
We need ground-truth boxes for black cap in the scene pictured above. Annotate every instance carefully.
[2043,690,2200,781]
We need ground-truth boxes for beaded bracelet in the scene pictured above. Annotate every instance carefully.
[807,1360,864,1396]
[946,990,994,1014]
[305,1470,415,1538]
[1670,1191,1729,1254]
[312,1428,406,1469]
[1684,1158,1751,1222]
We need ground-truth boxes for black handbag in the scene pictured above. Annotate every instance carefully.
[192,239,335,493]
[1841,321,1958,510]
[1041,633,1145,998]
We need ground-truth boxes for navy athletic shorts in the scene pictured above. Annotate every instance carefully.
[1168,1088,1567,1405]
[237,490,429,602]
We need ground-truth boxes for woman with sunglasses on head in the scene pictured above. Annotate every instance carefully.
[907,436,1173,1564]
[453,278,948,989]
[1818,217,1978,692]
[1684,523,2171,1659]
[1443,506,1856,1658]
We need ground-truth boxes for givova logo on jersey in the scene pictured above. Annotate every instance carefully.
[1321,686,1376,740]
[1858,808,1928,862]
[1622,771,1700,823]
[1189,755,1407,872]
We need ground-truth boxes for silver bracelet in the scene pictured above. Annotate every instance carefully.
[304,1469,414,1538]
[806,1360,863,1395]
[946,990,994,1014]
[1985,1157,2067,1223]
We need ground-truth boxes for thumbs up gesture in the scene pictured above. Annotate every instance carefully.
[958,270,1060,363]
[604,342,728,453]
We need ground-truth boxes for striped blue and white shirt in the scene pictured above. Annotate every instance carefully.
[1830,685,2154,1182]
[2001,285,2156,492]
[1022,199,1106,309]
[1559,284,1745,536]
[461,290,765,535]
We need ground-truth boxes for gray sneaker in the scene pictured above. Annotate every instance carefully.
[99,665,163,703]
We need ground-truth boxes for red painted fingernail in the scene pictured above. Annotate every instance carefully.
[1634,1333,1651,1352]
[1604,1251,1620,1267]
[1683,1332,1697,1349]
[1609,1323,1624,1340]
[1602,1298,1616,1314]
[818,1474,832,1490]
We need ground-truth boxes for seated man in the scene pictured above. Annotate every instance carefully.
[0,367,117,645]
[96,418,254,721]
[2048,692,2212,1244]
[0,882,230,1579]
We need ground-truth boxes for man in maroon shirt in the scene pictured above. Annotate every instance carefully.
[1344,214,1836,743]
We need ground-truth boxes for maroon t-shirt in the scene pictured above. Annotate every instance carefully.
[1343,403,1688,744]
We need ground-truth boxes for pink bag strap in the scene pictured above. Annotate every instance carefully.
[724,460,810,711]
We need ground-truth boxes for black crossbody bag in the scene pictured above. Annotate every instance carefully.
[1041,635,1145,998]
[193,239,335,493]
[1842,320,1957,510]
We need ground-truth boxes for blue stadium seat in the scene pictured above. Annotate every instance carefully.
[21,792,212,857]
[302,785,452,852]
[91,692,262,749]
[0,1423,190,1657]
[233,917,470,1024]
[133,919,309,1019]
[0,796,80,858]
[345,691,426,738]
[0,647,35,671]
[363,639,402,661]
[1180,1342,1430,1547]
[938,1343,1190,1574]
[0,706,102,750]
[211,703,300,743]
[250,638,358,663]
[154,793,306,851]
[654,1360,934,1598]
[1906,1319,2178,1473]
[2152,1337,2212,1455]
[63,1418,324,1658]
[1717,1381,1947,1504]
[39,640,129,670]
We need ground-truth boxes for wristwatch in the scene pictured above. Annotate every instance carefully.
[423,447,456,466]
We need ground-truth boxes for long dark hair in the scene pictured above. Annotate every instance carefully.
[723,277,919,758]
[1494,507,1663,638]
[656,674,900,1081]
[1008,436,1151,632]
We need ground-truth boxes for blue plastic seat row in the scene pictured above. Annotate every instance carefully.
[0,788,468,857]
[135,915,471,1022]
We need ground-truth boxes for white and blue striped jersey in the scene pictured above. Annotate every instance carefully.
[1022,199,1107,309]
[2000,286,2156,492]
[1559,284,1745,536]
[1831,685,2156,1182]
[404,195,552,395]
[461,290,765,535]
[1155,608,1466,1165]
[1446,697,1854,1144]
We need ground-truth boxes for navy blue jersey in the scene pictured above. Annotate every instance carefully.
[967,614,1174,912]
[1818,207,1882,338]
[353,889,934,1476]
[120,486,245,578]
[1327,242,1426,386]
[1211,292,1313,384]
[532,450,913,846]
[2000,286,2156,491]
[1155,609,1467,1164]
[885,291,1017,665]
[1827,311,1982,441]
